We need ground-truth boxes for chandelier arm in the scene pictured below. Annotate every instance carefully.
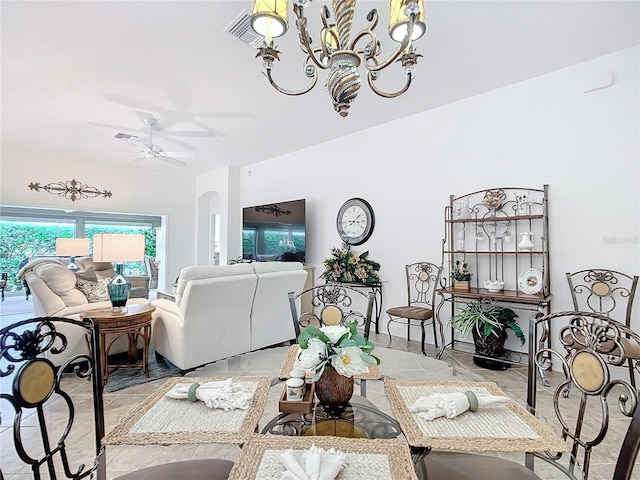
[293,6,330,69]
[367,71,413,99]
[320,5,331,30]
[361,15,417,72]
[263,66,319,96]
[319,26,331,63]
[350,28,380,56]
[349,8,381,53]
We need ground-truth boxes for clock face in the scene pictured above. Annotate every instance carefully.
[336,198,375,245]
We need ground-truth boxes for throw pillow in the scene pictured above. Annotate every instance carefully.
[76,277,111,303]
[75,267,97,282]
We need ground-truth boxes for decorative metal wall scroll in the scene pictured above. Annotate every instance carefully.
[28,179,112,202]
[254,204,290,217]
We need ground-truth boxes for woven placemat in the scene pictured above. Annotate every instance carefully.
[385,379,568,453]
[278,344,382,380]
[227,434,418,480]
[103,376,270,445]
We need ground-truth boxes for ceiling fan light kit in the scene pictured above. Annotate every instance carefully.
[249,0,426,117]
[125,117,195,167]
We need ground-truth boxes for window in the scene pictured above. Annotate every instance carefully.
[0,206,161,293]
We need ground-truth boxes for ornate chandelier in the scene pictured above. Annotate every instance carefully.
[250,0,426,117]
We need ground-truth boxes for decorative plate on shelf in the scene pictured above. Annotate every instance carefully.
[518,268,543,294]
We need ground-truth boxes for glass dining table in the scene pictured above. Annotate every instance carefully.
[103,345,564,479]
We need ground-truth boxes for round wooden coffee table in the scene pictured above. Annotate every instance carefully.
[81,304,155,387]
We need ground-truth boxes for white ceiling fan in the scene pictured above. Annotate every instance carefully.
[118,117,196,167]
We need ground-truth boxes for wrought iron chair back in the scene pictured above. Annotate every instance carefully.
[566,269,638,327]
[566,269,639,388]
[527,311,640,479]
[386,261,442,355]
[0,318,235,480]
[0,316,106,480]
[288,284,375,341]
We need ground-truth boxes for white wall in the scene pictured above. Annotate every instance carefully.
[0,156,195,289]
[236,47,640,355]
[195,165,241,265]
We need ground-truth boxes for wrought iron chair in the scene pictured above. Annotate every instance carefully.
[289,283,375,340]
[288,284,375,396]
[386,262,443,355]
[416,311,640,480]
[566,269,639,387]
[0,317,234,480]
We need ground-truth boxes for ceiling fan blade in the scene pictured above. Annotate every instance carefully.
[163,137,199,150]
[105,94,167,114]
[161,151,196,158]
[159,156,186,167]
[195,111,252,119]
[157,130,215,138]
[87,120,140,131]
[130,156,146,163]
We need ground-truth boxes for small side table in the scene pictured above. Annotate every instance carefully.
[81,304,155,386]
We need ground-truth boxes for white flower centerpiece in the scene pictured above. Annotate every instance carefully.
[297,322,379,406]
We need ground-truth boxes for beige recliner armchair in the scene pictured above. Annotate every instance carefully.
[16,258,149,366]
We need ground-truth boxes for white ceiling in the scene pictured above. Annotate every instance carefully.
[2,1,639,176]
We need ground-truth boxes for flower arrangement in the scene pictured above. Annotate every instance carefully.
[451,259,471,281]
[297,322,380,381]
[320,244,381,284]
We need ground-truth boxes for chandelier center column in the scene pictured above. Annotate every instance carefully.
[333,0,356,48]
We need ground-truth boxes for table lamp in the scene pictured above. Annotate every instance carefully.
[55,238,90,272]
[93,233,145,312]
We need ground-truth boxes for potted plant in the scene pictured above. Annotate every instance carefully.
[449,303,525,359]
[451,259,471,291]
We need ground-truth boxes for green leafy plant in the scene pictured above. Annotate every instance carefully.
[320,244,381,284]
[449,303,525,345]
[451,260,471,281]
[297,321,380,381]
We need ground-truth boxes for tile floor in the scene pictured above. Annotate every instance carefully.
[0,295,638,479]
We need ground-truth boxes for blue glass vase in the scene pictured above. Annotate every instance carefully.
[108,263,131,312]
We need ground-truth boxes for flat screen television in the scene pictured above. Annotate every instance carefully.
[242,199,306,263]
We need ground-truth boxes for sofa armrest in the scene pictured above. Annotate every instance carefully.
[151,298,181,315]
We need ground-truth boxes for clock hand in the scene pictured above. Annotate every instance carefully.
[349,213,364,225]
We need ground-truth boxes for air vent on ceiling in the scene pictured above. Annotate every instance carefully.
[224,10,264,48]
[114,132,139,140]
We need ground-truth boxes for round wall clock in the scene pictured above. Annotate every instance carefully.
[336,198,375,246]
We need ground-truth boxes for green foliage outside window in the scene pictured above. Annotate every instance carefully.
[0,222,156,292]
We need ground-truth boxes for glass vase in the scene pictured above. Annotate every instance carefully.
[108,263,131,312]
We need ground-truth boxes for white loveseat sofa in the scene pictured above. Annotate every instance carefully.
[150,262,308,371]
[17,258,149,366]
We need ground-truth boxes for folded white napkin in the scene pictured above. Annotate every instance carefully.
[164,379,254,411]
[279,445,345,480]
[409,391,509,420]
